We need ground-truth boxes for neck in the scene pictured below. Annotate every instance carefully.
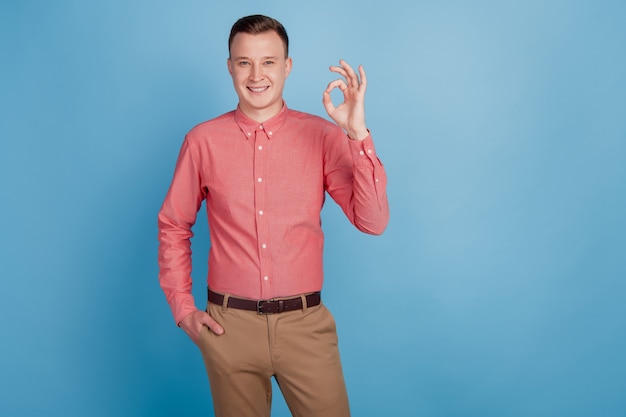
[239,102,283,123]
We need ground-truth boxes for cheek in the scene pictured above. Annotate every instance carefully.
[234,74,249,87]
[231,68,246,80]
[275,70,288,83]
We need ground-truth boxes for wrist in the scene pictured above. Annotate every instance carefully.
[347,128,369,141]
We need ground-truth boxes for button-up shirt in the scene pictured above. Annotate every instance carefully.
[158,104,389,324]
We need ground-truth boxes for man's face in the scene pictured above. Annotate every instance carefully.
[228,31,292,122]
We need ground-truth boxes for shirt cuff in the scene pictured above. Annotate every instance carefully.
[348,134,379,168]
[172,293,198,326]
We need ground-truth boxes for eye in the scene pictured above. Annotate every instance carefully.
[238,61,250,66]
[264,60,274,65]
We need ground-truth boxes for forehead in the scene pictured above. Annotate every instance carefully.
[230,31,285,58]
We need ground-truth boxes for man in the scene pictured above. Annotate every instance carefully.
[158,14,389,417]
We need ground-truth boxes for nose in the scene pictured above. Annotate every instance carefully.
[250,64,263,81]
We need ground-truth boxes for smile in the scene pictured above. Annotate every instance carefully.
[248,86,269,93]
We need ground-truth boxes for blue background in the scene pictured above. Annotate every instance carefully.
[1,1,625,416]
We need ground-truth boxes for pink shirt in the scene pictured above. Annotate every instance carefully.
[158,105,389,324]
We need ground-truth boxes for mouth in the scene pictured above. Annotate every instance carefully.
[247,86,269,93]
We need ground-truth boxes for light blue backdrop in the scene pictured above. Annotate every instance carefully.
[1,1,625,416]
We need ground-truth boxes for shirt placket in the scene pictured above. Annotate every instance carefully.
[254,124,272,299]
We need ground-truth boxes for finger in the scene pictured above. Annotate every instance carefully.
[205,321,224,335]
[328,65,348,79]
[339,60,359,87]
[325,79,348,94]
[322,89,336,115]
[197,310,225,335]
[329,61,358,87]
[358,65,367,92]
[204,316,224,335]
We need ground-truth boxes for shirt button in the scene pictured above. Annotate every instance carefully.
[257,177,263,182]
[259,210,264,215]
[359,150,364,156]
[268,131,273,136]
[247,132,251,137]
[263,276,269,281]
[258,145,263,150]
[259,125,264,130]
[367,149,373,154]
[375,178,379,182]
[262,243,267,249]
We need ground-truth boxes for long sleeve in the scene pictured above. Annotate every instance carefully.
[157,107,388,316]
[157,137,206,325]
[324,132,389,235]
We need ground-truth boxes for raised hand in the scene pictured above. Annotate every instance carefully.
[322,60,369,141]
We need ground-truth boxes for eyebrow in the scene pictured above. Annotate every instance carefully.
[231,56,280,61]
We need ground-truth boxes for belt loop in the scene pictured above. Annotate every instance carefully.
[300,294,308,312]
[222,294,230,312]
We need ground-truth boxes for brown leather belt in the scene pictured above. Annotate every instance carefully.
[208,288,321,314]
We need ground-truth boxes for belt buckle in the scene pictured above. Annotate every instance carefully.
[256,299,284,314]
[257,299,273,314]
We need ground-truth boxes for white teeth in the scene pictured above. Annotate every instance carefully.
[249,86,268,93]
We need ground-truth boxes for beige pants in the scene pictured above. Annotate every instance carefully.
[198,298,351,417]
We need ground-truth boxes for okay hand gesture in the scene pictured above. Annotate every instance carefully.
[323,60,369,141]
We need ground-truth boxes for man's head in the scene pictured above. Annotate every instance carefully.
[227,15,292,122]
[228,15,289,58]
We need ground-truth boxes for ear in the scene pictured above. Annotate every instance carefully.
[284,57,293,78]
[227,58,233,76]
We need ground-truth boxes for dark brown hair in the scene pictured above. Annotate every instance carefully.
[228,15,289,58]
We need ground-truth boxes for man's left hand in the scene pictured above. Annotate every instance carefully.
[323,59,369,141]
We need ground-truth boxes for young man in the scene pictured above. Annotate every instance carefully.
[158,14,389,417]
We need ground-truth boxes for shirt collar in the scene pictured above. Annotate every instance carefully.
[235,103,288,140]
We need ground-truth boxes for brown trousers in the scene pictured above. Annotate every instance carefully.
[198,297,351,417]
